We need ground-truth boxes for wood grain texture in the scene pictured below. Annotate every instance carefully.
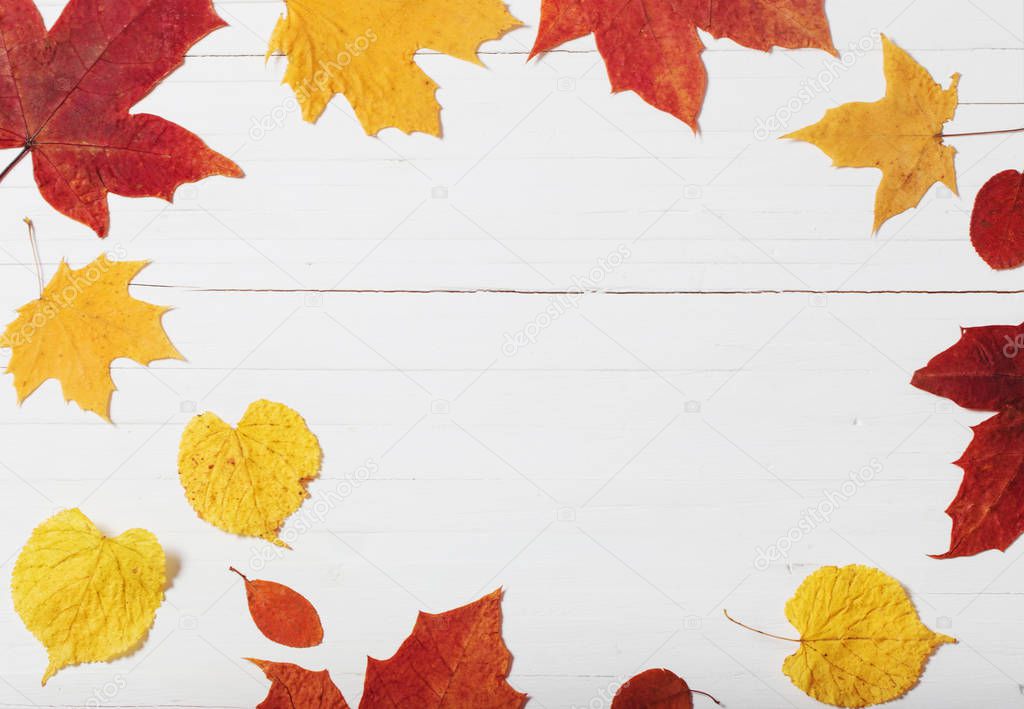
[0,1,1022,707]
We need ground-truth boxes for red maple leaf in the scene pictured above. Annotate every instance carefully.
[249,659,349,709]
[0,0,242,236]
[360,589,526,708]
[912,323,1024,558]
[249,590,526,709]
[971,170,1024,270]
[530,0,836,129]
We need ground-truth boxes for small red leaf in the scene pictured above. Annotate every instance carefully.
[232,567,323,648]
[612,669,693,709]
[971,170,1024,269]
[360,589,526,709]
[913,323,1024,557]
[249,659,349,709]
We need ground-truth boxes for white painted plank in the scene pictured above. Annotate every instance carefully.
[0,291,1021,707]
[1,1,1024,707]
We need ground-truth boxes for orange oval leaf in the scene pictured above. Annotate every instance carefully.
[231,567,323,648]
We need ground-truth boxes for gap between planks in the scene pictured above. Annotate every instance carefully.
[132,285,1024,296]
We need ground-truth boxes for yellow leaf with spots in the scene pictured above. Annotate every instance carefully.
[178,399,321,546]
[12,508,165,685]
[782,564,954,707]
[785,35,960,232]
[266,0,521,136]
[0,255,183,422]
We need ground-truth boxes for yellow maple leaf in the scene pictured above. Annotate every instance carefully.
[266,0,521,136]
[0,255,183,421]
[178,399,322,545]
[12,508,166,685]
[783,564,954,707]
[785,35,960,232]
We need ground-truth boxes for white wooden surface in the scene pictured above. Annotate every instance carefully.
[1,1,1024,707]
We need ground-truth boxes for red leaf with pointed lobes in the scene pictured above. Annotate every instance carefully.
[0,0,242,236]
[971,170,1024,269]
[231,567,323,648]
[530,0,835,130]
[359,589,526,709]
[935,408,1024,559]
[249,659,349,709]
[911,324,1024,411]
[913,323,1024,557]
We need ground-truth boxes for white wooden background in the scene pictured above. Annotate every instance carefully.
[0,1,1023,707]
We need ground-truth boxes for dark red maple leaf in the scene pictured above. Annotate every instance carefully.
[912,323,1024,558]
[360,589,526,709]
[530,0,836,129]
[0,0,242,236]
[971,170,1024,270]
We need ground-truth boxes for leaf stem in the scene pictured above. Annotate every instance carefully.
[0,144,30,184]
[692,688,722,705]
[723,609,801,643]
[24,218,42,297]
[940,127,1024,138]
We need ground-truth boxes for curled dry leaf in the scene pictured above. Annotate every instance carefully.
[730,564,954,708]
[0,255,182,422]
[970,169,1024,269]
[912,323,1024,557]
[0,0,242,236]
[249,659,348,709]
[178,400,321,546]
[12,509,165,684]
[786,35,959,233]
[231,567,323,648]
[531,0,834,130]
[267,0,520,136]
